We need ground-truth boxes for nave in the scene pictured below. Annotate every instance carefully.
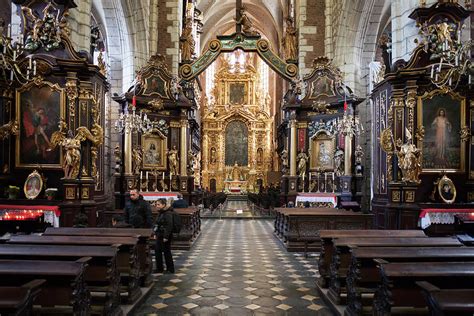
[135,219,332,315]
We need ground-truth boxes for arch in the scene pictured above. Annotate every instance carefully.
[179,33,298,82]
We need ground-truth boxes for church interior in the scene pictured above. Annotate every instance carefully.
[1,0,474,315]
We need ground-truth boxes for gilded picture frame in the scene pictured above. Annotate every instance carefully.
[142,133,167,170]
[23,169,43,200]
[417,90,465,173]
[438,175,456,204]
[309,132,335,171]
[16,80,65,169]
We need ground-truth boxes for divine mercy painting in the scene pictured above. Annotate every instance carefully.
[16,83,64,168]
[418,93,464,171]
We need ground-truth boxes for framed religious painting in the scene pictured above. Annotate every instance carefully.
[438,174,456,204]
[16,80,65,168]
[309,76,335,99]
[417,91,465,172]
[23,169,43,199]
[309,132,336,171]
[228,81,247,105]
[142,134,167,170]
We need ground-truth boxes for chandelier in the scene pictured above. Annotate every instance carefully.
[336,102,364,137]
[114,98,153,134]
[421,21,473,91]
[1,24,37,84]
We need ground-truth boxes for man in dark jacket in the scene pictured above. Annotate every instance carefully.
[154,198,174,273]
[124,189,153,228]
[172,193,189,208]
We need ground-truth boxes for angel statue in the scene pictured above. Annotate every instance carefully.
[132,146,143,175]
[187,149,196,176]
[49,129,81,179]
[334,147,344,176]
[296,150,309,178]
[167,146,179,176]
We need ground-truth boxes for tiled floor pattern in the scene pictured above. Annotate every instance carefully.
[134,219,332,315]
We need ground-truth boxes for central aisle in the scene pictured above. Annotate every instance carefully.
[135,220,332,315]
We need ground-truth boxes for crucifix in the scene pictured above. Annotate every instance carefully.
[235,0,243,34]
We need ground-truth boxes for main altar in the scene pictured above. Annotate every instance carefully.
[201,56,274,192]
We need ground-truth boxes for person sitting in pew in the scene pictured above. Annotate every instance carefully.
[172,193,189,208]
[111,215,132,228]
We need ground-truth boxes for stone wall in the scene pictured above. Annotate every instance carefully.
[157,0,183,75]
[297,0,326,77]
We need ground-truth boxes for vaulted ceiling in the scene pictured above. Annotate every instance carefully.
[197,0,287,54]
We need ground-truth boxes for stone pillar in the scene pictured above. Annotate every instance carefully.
[289,119,297,176]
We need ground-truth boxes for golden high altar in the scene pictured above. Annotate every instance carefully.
[201,58,274,192]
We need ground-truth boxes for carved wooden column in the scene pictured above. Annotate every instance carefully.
[288,113,298,194]
[179,112,188,192]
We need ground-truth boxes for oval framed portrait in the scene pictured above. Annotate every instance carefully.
[24,170,43,200]
[437,175,456,204]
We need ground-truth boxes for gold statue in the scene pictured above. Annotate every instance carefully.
[236,8,259,36]
[397,129,422,184]
[282,17,297,61]
[167,146,179,176]
[132,146,143,175]
[180,17,195,61]
[280,149,289,175]
[187,149,196,176]
[296,150,309,178]
[0,120,19,140]
[334,148,344,176]
[62,130,81,179]
[229,162,243,181]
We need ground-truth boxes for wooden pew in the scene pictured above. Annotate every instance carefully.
[44,227,153,286]
[417,281,474,316]
[0,258,90,315]
[273,208,373,252]
[0,244,121,316]
[372,261,474,316]
[0,279,45,316]
[327,237,462,304]
[345,247,474,316]
[318,229,426,288]
[8,235,141,304]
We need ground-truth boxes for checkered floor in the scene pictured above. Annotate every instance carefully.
[134,219,332,315]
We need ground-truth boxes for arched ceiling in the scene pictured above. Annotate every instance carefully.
[197,0,287,54]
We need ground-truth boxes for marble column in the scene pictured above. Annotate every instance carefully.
[124,128,132,175]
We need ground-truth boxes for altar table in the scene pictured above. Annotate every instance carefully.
[0,205,60,227]
[295,193,337,208]
[419,208,474,229]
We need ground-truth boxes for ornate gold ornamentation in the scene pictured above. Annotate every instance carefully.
[148,98,164,110]
[0,120,19,140]
[392,190,401,202]
[65,187,76,200]
[460,126,471,142]
[380,128,394,153]
[65,76,78,118]
[22,3,70,52]
[311,100,336,114]
[132,146,143,175]
[406,89,417,132]
[415,126,425,141]
[405,190,415,203]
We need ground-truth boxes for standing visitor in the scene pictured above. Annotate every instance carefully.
[124,189,153,228]
[154,198,175,273]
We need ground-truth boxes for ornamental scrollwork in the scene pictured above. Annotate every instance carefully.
[0,120,19,140]
[460,126,471,142]
[308,119,337,138]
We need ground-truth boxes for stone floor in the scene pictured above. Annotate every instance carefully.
[134,219,332,315]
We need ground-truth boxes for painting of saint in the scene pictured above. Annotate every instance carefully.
[142,134,166,169]
[16,84,63,167]
[23,170,43,199]
[143,75,167,98]
[420,94,463,171]
[229,82,246,105]
[310,77,335,99]
[225,120,248,166]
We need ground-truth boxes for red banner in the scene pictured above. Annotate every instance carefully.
[298,129,306,151]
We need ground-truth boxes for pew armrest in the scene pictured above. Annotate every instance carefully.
[373,258,389,265]
[21,279,46,291]
[76,256,92,264]
[416,281,440,293]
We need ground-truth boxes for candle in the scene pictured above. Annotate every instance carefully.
[309,173,312,181]
[162,172,165,180]
[33,60,36,76]
[29,56,32,69]
[332,172,335,182]
[146,171,149,181]
[140,171,143,184]
[7,24,11,38]
[430,64,434,78]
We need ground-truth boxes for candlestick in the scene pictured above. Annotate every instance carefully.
[325,173,327,193]
[332,172,335,193]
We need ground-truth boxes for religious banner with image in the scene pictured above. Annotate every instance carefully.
[417,92,465,172]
